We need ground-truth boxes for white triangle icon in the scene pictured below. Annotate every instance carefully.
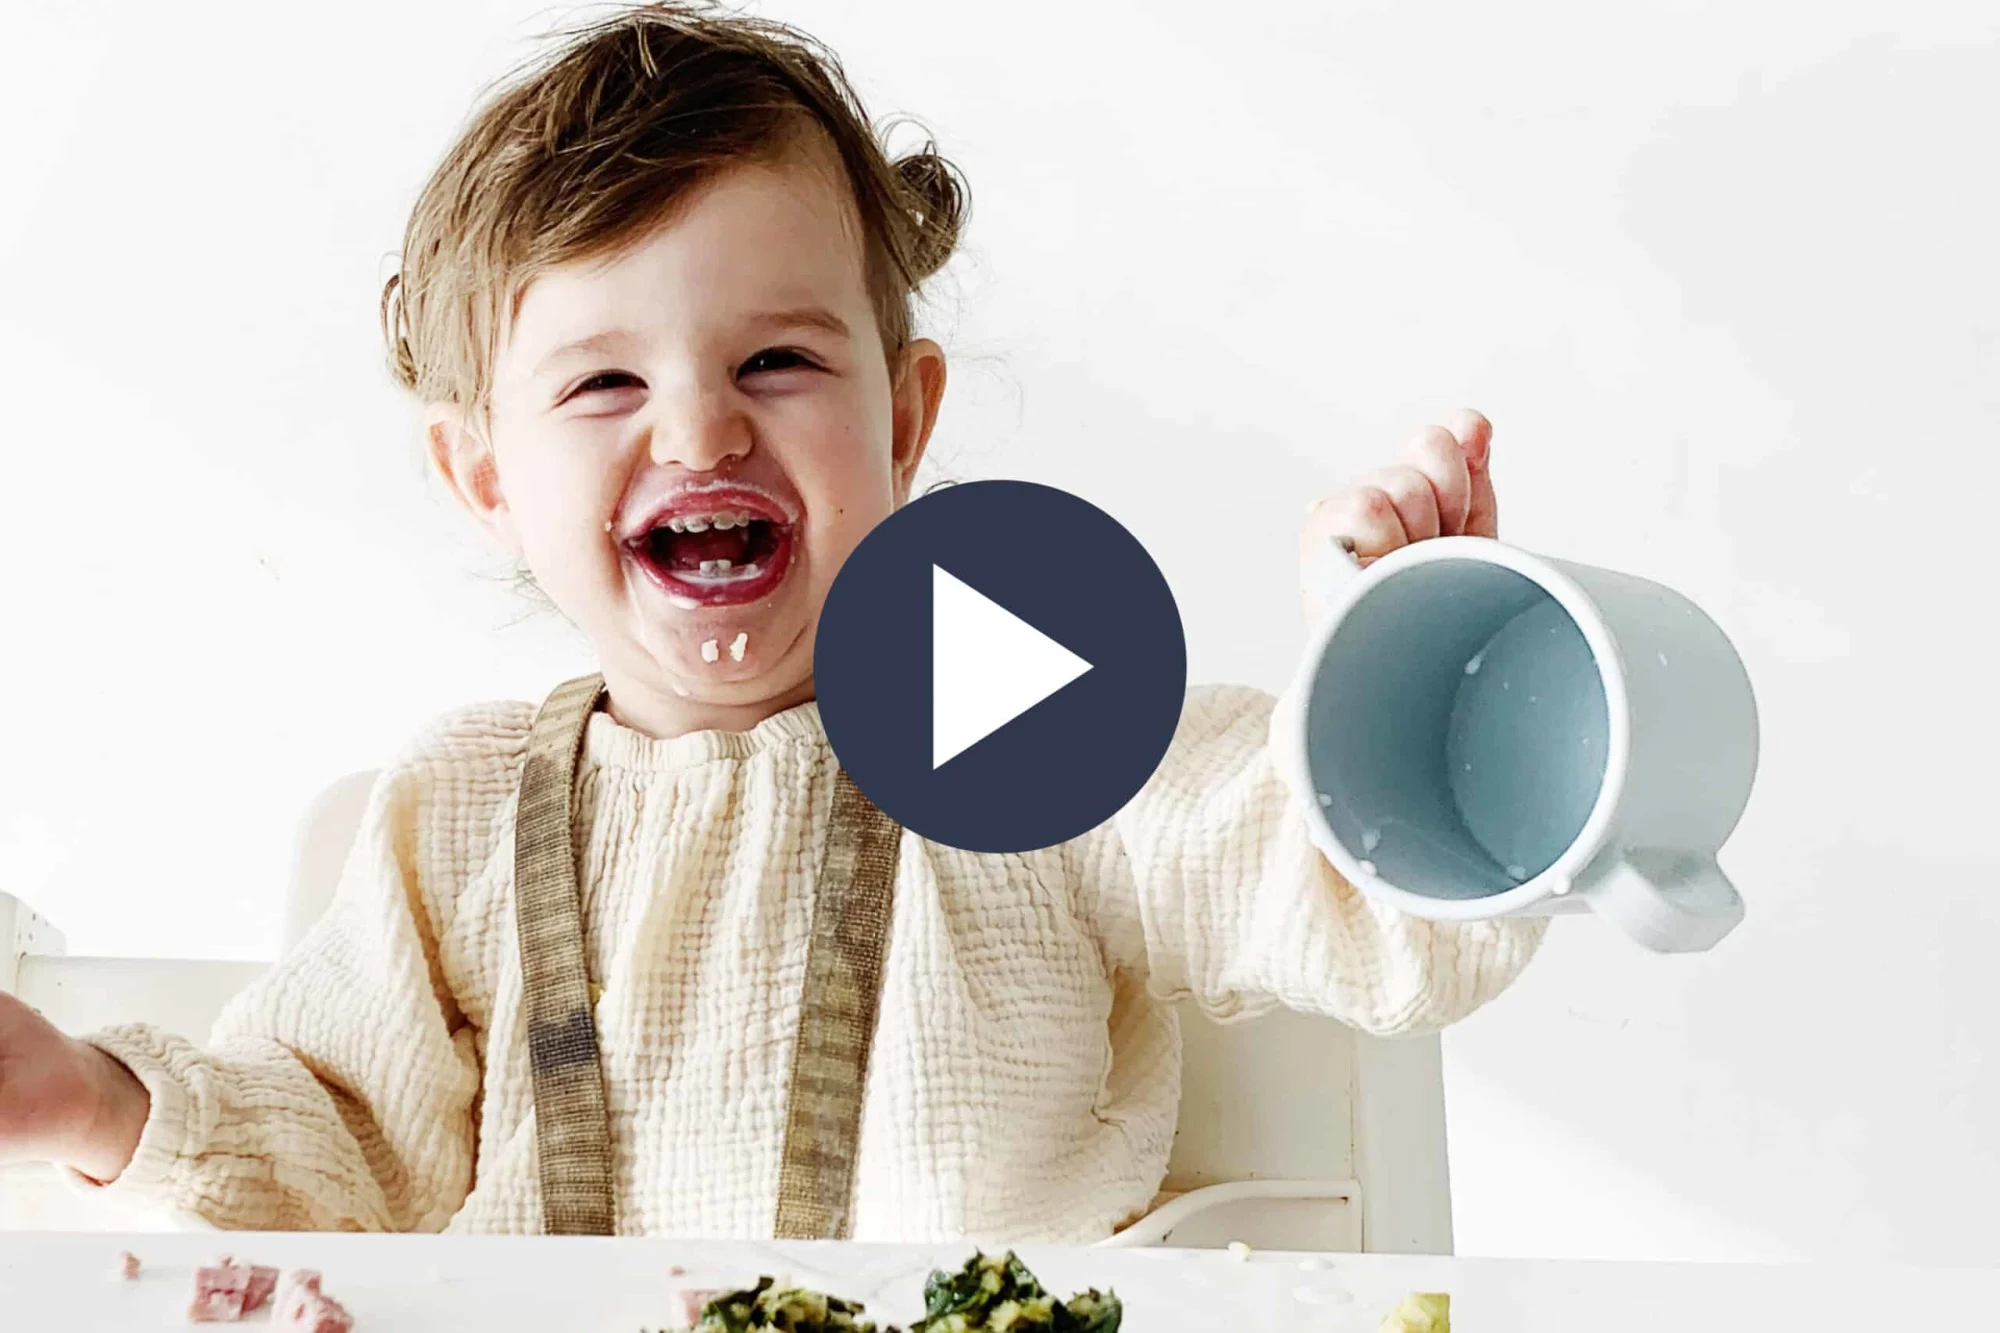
[932,565,1093,769]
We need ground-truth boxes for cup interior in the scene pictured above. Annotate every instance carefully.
[1305,558,1611,900]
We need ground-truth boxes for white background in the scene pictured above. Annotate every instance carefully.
[3,0,1996,1265]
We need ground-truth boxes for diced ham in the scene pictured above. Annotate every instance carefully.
[275,1268,323,1314]
[244,1266,280,1313]
[273,1270,351,1332]
[189,1261,249,1322]
[277,1289,355,1332]
[187,1257,281,1322]
[116,1251,141,1280]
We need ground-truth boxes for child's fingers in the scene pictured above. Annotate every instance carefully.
[1360,464,1443,543]
[1437,407,1499,538]
[1464,454,1499,538]
[1402,425,1472,536]
[1303,483,1413,565]
[1442,407,1493,469]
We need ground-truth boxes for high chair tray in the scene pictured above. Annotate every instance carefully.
[0,1232,1990,1330]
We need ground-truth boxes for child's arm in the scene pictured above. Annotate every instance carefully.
[51,727,497,1231]
[1076,683,1546,1035]
[1074,410,1544,1033]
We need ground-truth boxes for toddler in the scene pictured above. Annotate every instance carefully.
[0,2,1543,1242]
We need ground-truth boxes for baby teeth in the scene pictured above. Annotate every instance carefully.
[664,510,754,533]
[698,559,734,576]
[728,632,748,662]
[700,638,720,663]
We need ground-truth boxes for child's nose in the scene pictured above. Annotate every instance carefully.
[646,391,753,470]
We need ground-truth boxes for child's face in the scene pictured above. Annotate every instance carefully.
[432,146,945,722]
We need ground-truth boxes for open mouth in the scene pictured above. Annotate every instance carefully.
[624,489,797,608]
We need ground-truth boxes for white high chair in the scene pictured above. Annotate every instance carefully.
[1,772,1452,1252]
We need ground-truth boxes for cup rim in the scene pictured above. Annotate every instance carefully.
[1286,536,1633,920]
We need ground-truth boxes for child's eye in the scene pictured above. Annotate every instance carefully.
[567,370,643,399]
[739,348,818,377]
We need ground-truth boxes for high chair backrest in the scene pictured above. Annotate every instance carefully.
[282,770,379,953]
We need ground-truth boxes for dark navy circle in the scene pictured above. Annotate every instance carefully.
[815,479,1187,853]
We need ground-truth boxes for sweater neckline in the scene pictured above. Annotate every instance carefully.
[581,697,826,773]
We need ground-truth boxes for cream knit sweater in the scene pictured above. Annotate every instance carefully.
[79,683,1544,1242]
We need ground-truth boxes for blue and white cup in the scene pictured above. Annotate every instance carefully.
[1273,535,1757,953]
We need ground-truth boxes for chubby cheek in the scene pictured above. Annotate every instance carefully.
[493,436,624,608]
[797,447,897,599]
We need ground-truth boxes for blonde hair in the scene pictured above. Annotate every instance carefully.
[380,1,968,412]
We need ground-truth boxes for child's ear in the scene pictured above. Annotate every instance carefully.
[426,403,522,557]
[889,337,947,505]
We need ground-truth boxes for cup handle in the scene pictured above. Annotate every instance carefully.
[1581,849,1745,953]
[1303,534,1366,626]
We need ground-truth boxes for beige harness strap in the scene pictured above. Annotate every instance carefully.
[513,673,902,1239]
[772,766,902,1239]
[515,672,617,1236]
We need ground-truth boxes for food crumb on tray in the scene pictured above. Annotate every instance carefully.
[1378,1291,1450,1333]
[115,1250,141,1281]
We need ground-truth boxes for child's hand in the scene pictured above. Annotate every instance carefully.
[0,990,148,1180]
[1299,409,1498,615]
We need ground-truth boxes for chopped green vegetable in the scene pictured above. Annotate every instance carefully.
[1377,1291,1450,1333]
[679,1275,883,1332]
[911,1253,1121,1333]
[662,1253,1120,1333]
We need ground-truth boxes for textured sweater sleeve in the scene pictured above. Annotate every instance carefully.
[1078,683,1546,1036]
[68,709,520,1231]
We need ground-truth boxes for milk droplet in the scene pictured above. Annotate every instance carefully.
[1463,651,1485,676]
[1317,792,1333,807]
[1506,863,1528,880]
[700,639,720,663]
[1658,651,1670,665]
[1582,734,1590,745]
[1357,859,1377,877]
[1529,695,1539,703]
[1464,762,1472,772]
[1361,827,1382,854]
[1502,680,1511,690]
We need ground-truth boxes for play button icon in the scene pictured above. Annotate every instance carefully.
[816,480,1187,853]
[931,566,1092,768]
